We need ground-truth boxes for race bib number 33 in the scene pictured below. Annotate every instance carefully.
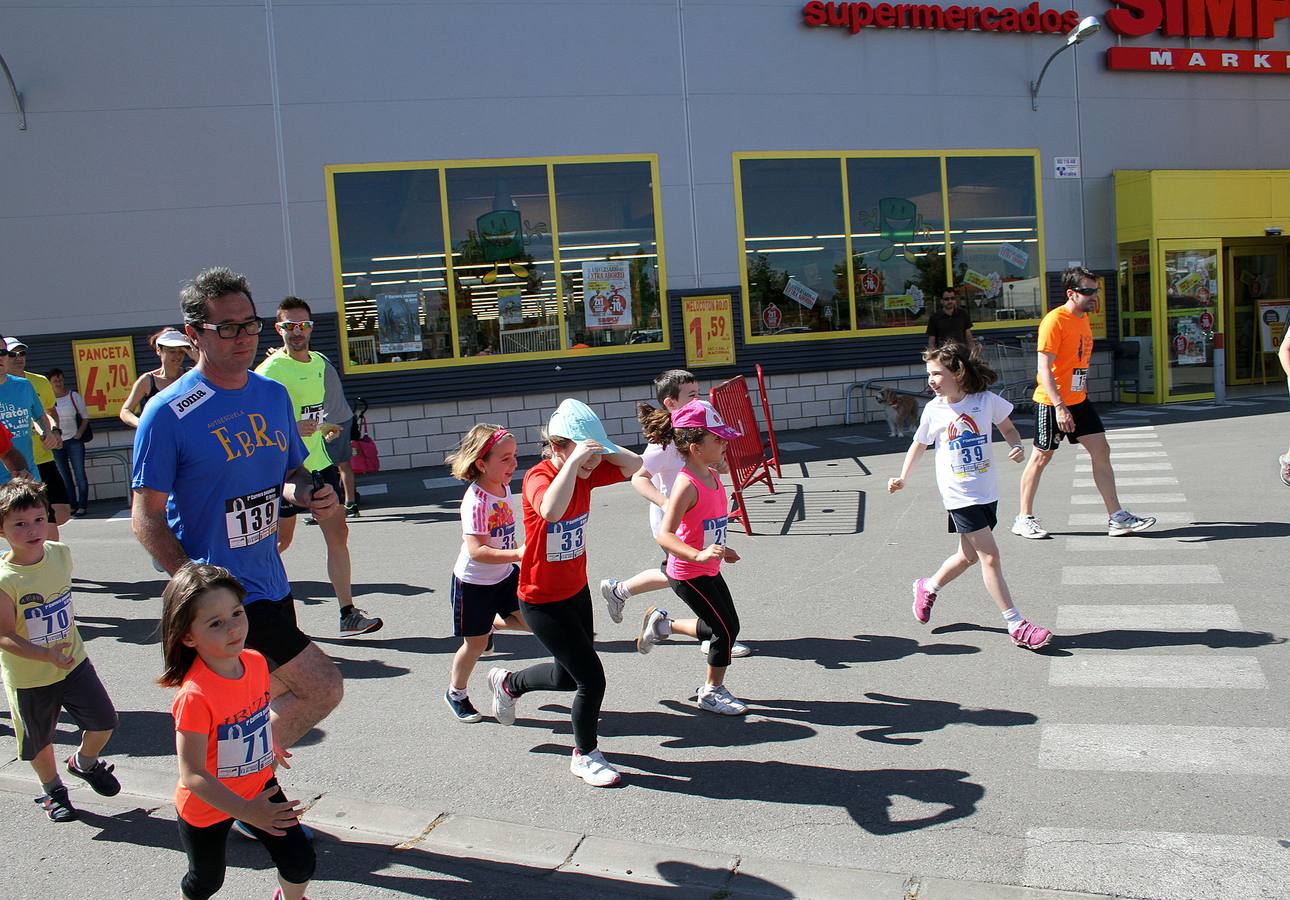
[225,486,280,550]
[216,705,274,778]
[546,513,588,562]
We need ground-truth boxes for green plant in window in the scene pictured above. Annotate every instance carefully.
[630,252,659,329]
[747,252,787,314]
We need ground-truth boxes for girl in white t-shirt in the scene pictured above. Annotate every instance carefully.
[888,342,1053,651]
[600,371,750,658]
[443,424,529,722]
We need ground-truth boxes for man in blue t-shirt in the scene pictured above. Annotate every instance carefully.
[0,347,51,486]
[131,267,344,749]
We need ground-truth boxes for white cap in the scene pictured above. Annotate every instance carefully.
[3,337,28,352]
[155,329,192,348]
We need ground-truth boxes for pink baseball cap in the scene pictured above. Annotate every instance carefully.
[670,400,741,440]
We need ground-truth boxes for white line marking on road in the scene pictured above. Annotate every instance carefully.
[1038,724,1289,773]
[108,509,131,520]
[1061,564,1222,584]
[1071,492,1186,504]
[1105,410,1164,417]
[1048,655,1266,689]
[1101,440,1165,448]
[423,477,458,490]
[1105,425,1157,432]
[1219,399,1262,406]
[1055,604,1243,630]
[1167,403,1221,411]
[1063,536,1205,551]
[360,483,389,495]
[776,441,818,451]
[1023,828,1290,900]
[1067,512,1194,525]
[1088,449,1169,459]
[1104,432,1162,440]
[829,435,881,445]
[1072,476,1178,487]
[1075,462,1173,472]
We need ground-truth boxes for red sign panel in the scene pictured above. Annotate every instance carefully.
[1107,46,1290,73]
[1104,0,1290,38]
[802,1,1080,33]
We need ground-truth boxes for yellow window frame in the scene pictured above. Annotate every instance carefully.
[732,149,1047,345]
[325,153,669,374]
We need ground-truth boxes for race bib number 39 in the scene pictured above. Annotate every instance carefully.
[225,486,280,550]
[546,513,588,563]
[1071,368,1088,393]
[23,592,73,646]
[215,704,274,778]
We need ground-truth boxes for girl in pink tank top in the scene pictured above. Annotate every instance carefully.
[636,400,750,716]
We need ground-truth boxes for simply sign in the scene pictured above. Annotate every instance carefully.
[1104,0,1290,74]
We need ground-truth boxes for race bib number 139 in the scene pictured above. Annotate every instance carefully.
[225,486,280,550]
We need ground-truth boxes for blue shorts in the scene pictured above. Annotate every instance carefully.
[450,567,520,638]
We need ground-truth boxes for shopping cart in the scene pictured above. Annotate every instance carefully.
[978,337,1037,411]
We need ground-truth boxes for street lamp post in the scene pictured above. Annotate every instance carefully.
[1029,16,1101,111]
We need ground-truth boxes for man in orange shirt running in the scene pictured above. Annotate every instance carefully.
[1012,266,1156,539]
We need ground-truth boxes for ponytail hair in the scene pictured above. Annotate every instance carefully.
[922,340,997,395]
[637,402,675,447]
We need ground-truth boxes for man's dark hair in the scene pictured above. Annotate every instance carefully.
[46,367,64,380]
[277,296,312,319]
[180,267,253,325]
[1062,265,1098,293]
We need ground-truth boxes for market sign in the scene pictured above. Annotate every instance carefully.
[803,1,1082,33]
[1104,0,1290,73]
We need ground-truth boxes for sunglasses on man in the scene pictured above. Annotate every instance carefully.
[276,320,314,333]
[1071,286,1100,296]
[7,350,26,358]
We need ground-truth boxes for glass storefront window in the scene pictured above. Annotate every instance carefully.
[847,157,945,330]
[327,155,667,371]
[739,158,851,338]
[554,161,662,349]
[946,155,1043,323]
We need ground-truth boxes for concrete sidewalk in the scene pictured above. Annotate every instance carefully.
[0,758,1112,899]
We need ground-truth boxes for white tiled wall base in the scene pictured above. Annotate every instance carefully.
[82,354,1113,500]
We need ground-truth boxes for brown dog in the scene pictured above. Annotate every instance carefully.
[876,389,919,437]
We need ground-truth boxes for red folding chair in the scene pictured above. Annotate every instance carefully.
[710,376,776,534]
[755,363,782,478]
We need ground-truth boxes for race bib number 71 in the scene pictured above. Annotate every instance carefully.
[215,704,274,778]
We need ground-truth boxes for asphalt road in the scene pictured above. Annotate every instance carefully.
[2,396,1288,899]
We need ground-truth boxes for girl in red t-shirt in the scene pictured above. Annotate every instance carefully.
[159,563,315,900]
[486,399,640,787]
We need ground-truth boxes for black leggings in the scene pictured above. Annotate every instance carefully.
[509,586,605,753]
[669,572,741,668]
[177,779,315,900]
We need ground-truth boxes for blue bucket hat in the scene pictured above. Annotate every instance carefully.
[547,398,621,454]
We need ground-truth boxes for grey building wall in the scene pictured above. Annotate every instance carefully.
[2,1,1286,337]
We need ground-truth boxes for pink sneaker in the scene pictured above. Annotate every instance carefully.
[911,579,936,624]
[1010,620,1052,650]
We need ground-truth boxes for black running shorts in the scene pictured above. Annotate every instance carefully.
[1033,400,1104,452]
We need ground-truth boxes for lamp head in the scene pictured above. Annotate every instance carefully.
[1066,15,1101,45]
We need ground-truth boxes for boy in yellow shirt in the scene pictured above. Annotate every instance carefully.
[0,479,119,822]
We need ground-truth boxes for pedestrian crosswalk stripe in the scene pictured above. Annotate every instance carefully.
[1106,409,1164,417]
[1104,432,1162,440]
[1067,511,1194,525]
[1023,828,1290,900]
[1055,603,1242,629]
[1075,461,1172,472]
[1063,536,1205,552]
[776,441,819,451]
[1072,476,1178,487]
[1071,492,1186,504]
[1105,425,1157,432]
[1102,440,1165,448]
[1061,564,1221,584]
[1048,655,1266,689]
[423,476,459,490]
[1038,724,1289,773]
[829,434,881,445]
[361,483,389,496]
[1087,449,1169,459]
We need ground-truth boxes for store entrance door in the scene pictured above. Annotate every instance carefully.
[1225,239,1289,385]
[1159,240,1222,402]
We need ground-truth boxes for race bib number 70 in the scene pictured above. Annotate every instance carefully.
[23,592,73,646]
[225,486,280,550]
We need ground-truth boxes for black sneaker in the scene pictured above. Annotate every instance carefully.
[345,502,360,518]
[443,690,482,723]
[35,786,78,822]
[66,755,121,796]
[339,607,383,637]
[304,514,319,526]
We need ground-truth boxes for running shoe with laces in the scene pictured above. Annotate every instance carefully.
[35,785,78,823]
[443,690,482,723]
[698,639,752,658]
[345,501,360,518]
[697,685,749,716]
[600,578,626,624]
[1107,510,1157,536]
[636,606,669,654]
[65,754,120,796]
[1011,515,1050,539]
[911,578,937,624]
[339,607,383,637]
[487,666,517,725]
[569,748,622,787]
[1010,619,1053,651]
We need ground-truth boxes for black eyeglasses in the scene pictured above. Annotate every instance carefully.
[1071,286,1100,296]
[195,318,264,339]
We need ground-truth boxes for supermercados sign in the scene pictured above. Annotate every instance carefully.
[802,0,1290,74]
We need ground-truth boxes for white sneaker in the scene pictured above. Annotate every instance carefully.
[636,606,669,654]
[486,667,517,725]
[1108,511,1157,536]
[697,685,748,716]
[569,748,621,787]
[699,640,752,658]
[1011,515,1050,539]
[600,579,626,624]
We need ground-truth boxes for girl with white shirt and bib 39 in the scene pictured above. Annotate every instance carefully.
[888,342,1053,651]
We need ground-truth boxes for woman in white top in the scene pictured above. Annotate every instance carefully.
[47,368,91,517]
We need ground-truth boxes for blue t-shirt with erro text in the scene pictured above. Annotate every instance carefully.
[0,376,45,486]
[131,369,306,604]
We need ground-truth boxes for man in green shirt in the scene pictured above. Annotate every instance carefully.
[4,339,69,538]
[256,298,382,638]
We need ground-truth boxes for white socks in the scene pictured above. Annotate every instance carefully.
[1002,607,1025,634]
[448,687,469,701]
